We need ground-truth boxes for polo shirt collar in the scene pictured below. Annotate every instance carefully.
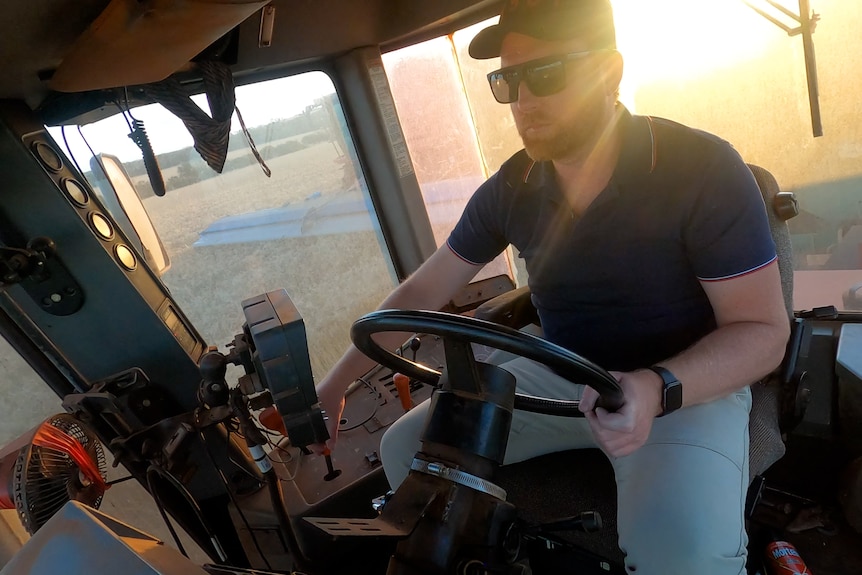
[520,106,658,199]
[612,107,658,189]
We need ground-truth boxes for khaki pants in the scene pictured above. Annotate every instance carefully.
[379,356,752,575]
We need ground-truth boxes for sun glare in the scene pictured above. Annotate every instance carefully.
[613,0,778,109]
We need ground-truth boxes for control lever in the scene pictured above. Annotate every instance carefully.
[408,336,422,361]
[393,373,414,412]
[322,447,342,482]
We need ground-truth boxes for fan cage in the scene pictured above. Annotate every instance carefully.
[13,413,107,534]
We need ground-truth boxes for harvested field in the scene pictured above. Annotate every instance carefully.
[143,141,396,379]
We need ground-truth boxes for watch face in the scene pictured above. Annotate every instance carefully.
[665,380,683,412]
[650,366,682,415]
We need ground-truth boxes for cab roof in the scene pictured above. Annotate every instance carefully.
[1,0,502,120]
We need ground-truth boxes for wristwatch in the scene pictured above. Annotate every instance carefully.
[647,365,683,417]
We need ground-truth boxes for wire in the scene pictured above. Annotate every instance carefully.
[265,436,300,483]
[76,125,99,165]
[338,377,380,431]
[146,466,189,558]
[147,463,228,563]
[106,475,135,486]
[234,105,272,177]
[115,99,134,132]
[71,124,116,197]
[60,126,85,178]
[267,436,294,460]
[199,430,274,572]
[197,412,251,479]
[122,87,136,120]
[257,426,283,438]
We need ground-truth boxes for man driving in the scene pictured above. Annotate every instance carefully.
[315,0,790,572]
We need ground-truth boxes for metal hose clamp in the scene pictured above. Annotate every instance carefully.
[410,458,507,501]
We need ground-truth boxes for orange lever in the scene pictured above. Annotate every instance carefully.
[393,373,414,411]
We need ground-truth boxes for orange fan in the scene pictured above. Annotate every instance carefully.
[0,414,108,534]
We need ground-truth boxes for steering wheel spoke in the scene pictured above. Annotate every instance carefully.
[441,337,484,394]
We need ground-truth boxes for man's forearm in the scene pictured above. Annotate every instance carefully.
[316,306,432,396]
[315,257,468,394]
[660,320,789,408]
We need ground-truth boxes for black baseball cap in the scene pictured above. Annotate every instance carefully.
[469,0,617,59]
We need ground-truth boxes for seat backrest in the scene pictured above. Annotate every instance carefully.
[744,164,797,477]
[746,163,795,319]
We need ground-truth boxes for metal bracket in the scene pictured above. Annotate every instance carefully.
[742,0,822,137]
[0,245,48,286]
[0,237,85,315]
[305,491,438,538]
[303,516,415,538]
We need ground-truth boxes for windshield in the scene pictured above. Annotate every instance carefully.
[50,72,397,378]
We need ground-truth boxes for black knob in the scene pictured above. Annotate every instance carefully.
[409,336,421,361]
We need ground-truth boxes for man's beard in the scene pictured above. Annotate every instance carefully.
[517,100,608,162]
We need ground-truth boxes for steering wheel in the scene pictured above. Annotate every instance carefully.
[351,309,624,417]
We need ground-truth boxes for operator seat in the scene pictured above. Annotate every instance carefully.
[746,163,796,475]
[480,163,798,563]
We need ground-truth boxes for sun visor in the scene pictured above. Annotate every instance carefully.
[50,0,269,93]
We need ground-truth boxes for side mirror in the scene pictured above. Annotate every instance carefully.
[88,154,170,275]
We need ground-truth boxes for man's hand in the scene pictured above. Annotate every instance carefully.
[310,379,347,455]
[578,369,664,458]
[305,243,484,456]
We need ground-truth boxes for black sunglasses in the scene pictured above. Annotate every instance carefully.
[487,50,603,104]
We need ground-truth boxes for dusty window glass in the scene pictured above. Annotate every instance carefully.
[50,72,396,377]
[452,19,525,177]
[452,2,862,313]
[383,34,514,284]
[0,337,63,444]
[610,0,862,312]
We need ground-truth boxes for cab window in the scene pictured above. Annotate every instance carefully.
[384,4,862,312]
[50,72,396,377]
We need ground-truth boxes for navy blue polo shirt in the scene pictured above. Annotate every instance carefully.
[447,109,776,371]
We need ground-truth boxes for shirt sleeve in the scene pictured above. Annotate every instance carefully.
[446,172,510,265]
[684,144,777,281]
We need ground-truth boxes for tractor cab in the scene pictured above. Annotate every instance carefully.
[0,1,861,574]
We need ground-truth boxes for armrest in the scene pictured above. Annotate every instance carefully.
[473,285,539,329]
